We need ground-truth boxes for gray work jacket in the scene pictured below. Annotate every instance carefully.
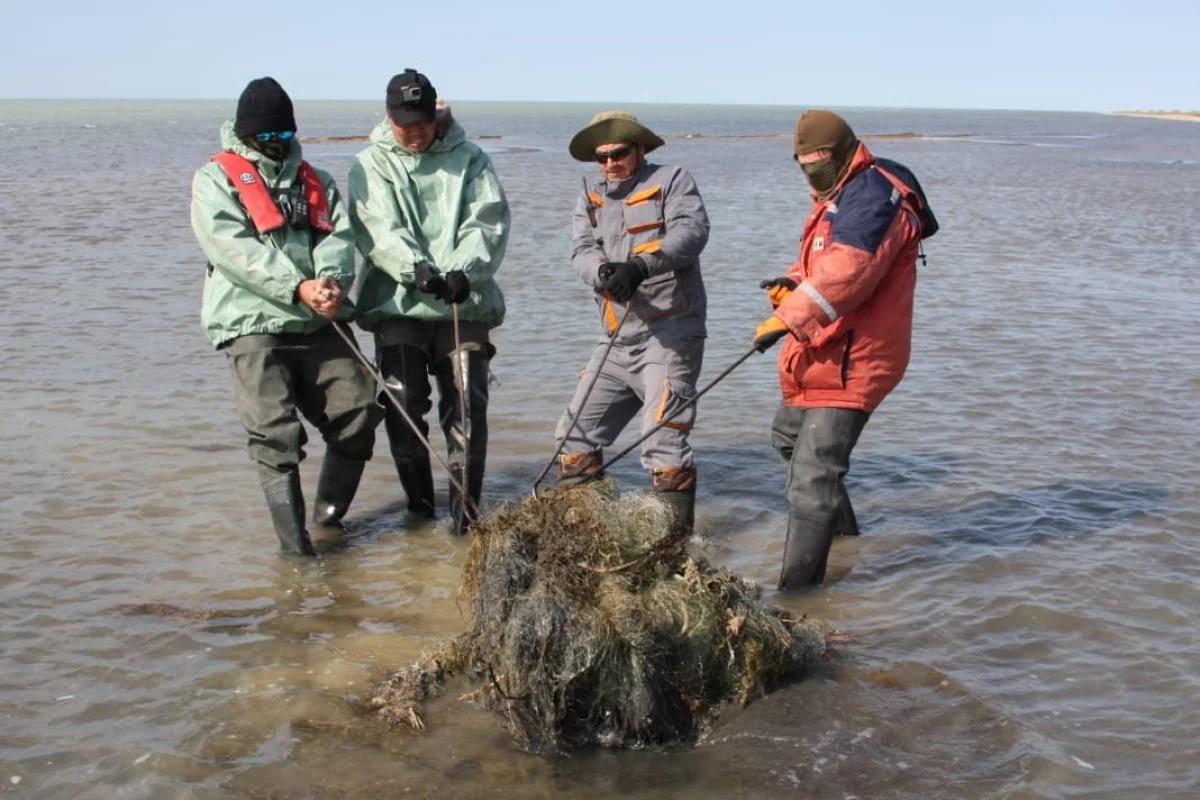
[571,162,710,343]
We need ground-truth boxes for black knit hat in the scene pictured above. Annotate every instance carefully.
[386,69,437,124]
[234,77,297,139]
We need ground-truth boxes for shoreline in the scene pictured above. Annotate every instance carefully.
[1112,111,1200,123]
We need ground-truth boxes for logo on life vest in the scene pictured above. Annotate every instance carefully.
[238,172,256,185]
[813,236,825,251]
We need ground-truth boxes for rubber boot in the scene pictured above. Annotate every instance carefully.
[557,450,605,487]
[449,461,485,536]
[652,466,697,535]
[312,451,366,528]
[394,454,435,518]
[835,501,861,537]
[259,467,316,556]
[778,511,835,590]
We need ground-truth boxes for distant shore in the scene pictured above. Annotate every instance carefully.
[1112,110,1200,123]
[299,131,974,146]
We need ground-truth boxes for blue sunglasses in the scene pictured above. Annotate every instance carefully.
[254,130,295,143]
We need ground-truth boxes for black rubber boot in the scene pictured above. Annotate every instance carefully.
[449,461,485,536]
[260,467,316,556]
[778,511,834,590]
[434,348,490,535]
[377,341,436,519]
[394,454,436,518]
[312,451,366,528]
[657,491,696,534]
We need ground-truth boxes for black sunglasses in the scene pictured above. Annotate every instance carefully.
[594,144,634,163]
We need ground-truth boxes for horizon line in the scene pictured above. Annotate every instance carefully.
[0,97,1130,115]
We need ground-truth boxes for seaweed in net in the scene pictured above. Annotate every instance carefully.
[366,483,826,751]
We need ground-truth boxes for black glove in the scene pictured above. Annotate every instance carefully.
[759,276,798,309]
[599,260,648,304]
[443,270,471,304]
[759,277,797,291]
[414,262,447,299]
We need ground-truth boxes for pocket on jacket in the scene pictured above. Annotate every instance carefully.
[635,270,688,319]
[799,329,853,391]
[623,186,664,235]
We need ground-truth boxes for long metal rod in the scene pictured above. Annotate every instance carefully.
[450,304,476,526]
[329,320,471,503]
[531,301,632,497]
[599,345,760,473]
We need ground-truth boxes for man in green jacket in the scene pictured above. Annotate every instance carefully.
[191,77,382,556]
[349,69,510,535]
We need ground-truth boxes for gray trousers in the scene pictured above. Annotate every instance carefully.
[771,405,870,589]
[224,326,381,475]
[555,336,704,471]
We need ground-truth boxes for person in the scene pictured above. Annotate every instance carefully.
[191,77,382,556]
[348,69,510,535]
[753,109,938,589]
[554,111,710,531]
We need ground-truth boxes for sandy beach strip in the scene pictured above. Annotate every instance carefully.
[1112,111,1200,123]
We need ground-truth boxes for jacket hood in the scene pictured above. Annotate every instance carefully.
[368,117,467,157]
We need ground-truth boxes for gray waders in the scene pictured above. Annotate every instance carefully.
[225,327,380,555]
[771,406,869,589]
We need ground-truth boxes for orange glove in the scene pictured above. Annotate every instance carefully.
[760,277,797,309]
[753,316,791,352]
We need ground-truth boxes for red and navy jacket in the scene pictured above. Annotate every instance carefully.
[774,142,937,413]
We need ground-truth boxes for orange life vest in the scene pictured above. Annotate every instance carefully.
[210,152,333,234]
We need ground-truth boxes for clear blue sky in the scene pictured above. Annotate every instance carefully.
[3,0,1197,111]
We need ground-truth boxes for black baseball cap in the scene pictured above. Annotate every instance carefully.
[386,69,437,124]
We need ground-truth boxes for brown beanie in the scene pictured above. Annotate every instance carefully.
[793,109,857,160]
[793,109,859,199]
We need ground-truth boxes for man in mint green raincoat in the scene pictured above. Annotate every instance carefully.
[349,69,510,535]
[191,77,381,556]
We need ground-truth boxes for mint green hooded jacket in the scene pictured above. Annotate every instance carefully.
[349,119,510,329]
[191,121,357,348]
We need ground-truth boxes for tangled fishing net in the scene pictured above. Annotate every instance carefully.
[366,483,827,751]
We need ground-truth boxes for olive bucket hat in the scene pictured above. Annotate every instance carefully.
[568,111,666,162]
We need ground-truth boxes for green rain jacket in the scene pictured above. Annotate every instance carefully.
[349,119,510,329]
[191,121,357,349]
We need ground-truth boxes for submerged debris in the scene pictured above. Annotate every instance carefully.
[366,484,827,751]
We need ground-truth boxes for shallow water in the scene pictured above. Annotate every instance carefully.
[1,101,1198,799]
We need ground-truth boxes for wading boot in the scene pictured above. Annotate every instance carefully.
[652,466,697,535]
[394,455,435,518]
[448,460,486,536]
[778,510,835,590]
[834,501,861,537]
[312,451,367,528]
[259,466,316,556]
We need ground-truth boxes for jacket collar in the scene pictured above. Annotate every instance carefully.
[809,141,876,204]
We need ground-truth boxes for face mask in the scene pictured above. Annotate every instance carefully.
[257,140,292,162]
[801,158,840,198]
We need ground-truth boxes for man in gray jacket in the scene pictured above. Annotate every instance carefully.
[554,111,710,530]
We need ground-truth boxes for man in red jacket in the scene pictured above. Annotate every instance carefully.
[753,110,938,590]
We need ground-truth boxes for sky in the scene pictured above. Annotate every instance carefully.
[1,0,1197,112]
